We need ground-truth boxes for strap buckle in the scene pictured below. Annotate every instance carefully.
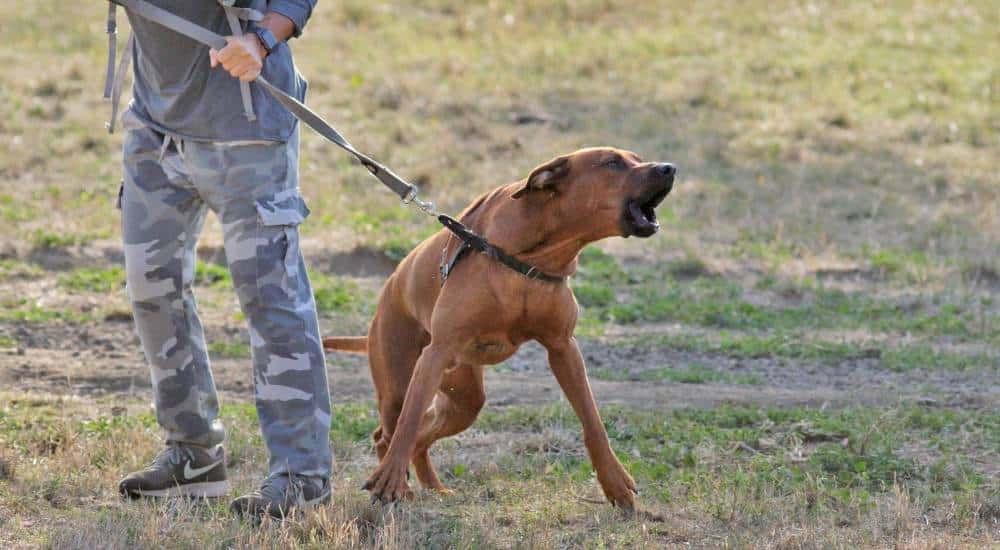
[402,188,437,217]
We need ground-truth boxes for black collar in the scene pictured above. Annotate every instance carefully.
[437,214,566,284]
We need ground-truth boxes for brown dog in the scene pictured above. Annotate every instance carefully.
[323,147,675,509]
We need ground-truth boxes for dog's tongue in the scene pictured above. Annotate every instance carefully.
[629,201,658,230]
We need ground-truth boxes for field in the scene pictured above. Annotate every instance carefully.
[0,1,997,548]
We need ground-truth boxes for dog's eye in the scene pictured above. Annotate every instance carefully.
[602,157,626,169]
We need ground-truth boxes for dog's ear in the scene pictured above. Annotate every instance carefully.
[512,156,570,199]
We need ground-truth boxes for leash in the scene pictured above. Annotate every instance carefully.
[106,0,566,285]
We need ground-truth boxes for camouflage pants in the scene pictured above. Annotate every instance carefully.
[120,111,332,479]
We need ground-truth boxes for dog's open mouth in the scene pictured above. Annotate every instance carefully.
[623,184,670,238]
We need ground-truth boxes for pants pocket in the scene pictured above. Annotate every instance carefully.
[253,190,311,299]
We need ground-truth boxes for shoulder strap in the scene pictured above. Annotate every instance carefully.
[103,3,118,100]
[106,33,134,133]
[219,0,264,122]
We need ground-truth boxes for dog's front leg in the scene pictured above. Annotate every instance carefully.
[543,336,637,510]
[364,341,453,503]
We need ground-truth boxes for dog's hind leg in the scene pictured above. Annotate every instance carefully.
[367,303,429,461]
[411,365,486,492]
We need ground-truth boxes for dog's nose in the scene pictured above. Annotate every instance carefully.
[655,163,676,178]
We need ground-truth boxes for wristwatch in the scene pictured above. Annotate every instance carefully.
[253,26,279,55]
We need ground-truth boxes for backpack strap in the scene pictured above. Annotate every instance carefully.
[106,32,134,133]
[104,1,135,133]
[218,0,264,123]
[103,2,118,99]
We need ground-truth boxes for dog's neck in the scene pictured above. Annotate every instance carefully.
[481,191,593,279]
[512,233,585,278]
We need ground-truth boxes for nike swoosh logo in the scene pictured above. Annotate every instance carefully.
[183,460,221,481]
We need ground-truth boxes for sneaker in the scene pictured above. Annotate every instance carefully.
[230,474,331,519]
[118,443,230,499]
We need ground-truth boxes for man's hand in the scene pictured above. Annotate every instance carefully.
[210,35,267,83]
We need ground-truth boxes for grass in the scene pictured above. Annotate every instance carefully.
[573,248,999,346]
[312,274,371,316]
[0,393,995,548]
[0,260,43,282]
[1,0,998,547]
[0,300,92,324]
[617,332,997,374]
[57,266,124,294]
[194,261,232,288]
[592,363,764,386]
[0,1,996,279]
[207,340,251,360]
[30,230,84,250]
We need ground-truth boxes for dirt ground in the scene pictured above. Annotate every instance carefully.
[3,299,995,415]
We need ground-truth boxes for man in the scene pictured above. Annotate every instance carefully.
[114,0,331,519]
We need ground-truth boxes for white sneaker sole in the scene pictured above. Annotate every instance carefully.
[134,480,231,498]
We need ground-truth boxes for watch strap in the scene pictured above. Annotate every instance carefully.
[253,26,278,53]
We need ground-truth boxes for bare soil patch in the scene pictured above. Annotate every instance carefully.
[3,317,995,414]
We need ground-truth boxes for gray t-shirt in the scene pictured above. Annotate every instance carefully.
[126,0,317,142]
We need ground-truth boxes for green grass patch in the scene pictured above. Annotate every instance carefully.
[592,363,764,386]
[207,340,250,359]
[574,250,998,343]
[57,266,124,293]
[863,246,932,282]
[346,208,437,262]
[630,332,995,372]
[881,346,997,372]
[0,300,91,324]
[31,229,83,249]
[479,402,993,502]
[194,261,232,288]
[0,193,35,223]
[0,260,44,281]
[311,273,372,315]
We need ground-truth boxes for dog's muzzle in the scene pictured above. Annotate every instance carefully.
[622,163,675,238]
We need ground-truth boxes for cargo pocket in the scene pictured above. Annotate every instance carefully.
[254,189,311,300]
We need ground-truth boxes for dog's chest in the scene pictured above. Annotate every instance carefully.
[456,334,518,365]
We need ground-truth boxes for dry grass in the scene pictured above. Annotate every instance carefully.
[1,1,997,284]
[0,393,997,548]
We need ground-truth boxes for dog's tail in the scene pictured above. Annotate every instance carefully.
[322,336,369,355]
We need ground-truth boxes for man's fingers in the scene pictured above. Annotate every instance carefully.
[221,51,254,70]
[236,66,261,83]
[230,60,259,79]
[226,58,251,74]
[224,57,255,75]
[209,49,219,68]
[216,39,241,64]
[213,36,262,82]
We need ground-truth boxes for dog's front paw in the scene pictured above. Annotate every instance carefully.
[362,461,414,504]
[597,460,638,511]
